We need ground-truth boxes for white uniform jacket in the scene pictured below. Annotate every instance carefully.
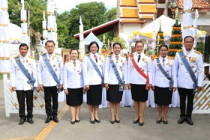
[10,55,37,91]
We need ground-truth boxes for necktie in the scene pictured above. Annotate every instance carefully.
[163,58,165,65]
[138,55,141,63]
[116,55,119,63]
[73,61,76,67]
[94,54,97,62]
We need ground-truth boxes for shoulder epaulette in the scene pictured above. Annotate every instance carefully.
[177,49,182,52]
[14,55,19,58]
[194,50,201,55]
[85,53,90,56]
[55,53,61,56]
[29,56,34,59]
[42,53,46,56]
[168,56,174,60]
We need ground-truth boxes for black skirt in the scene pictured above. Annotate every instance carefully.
[87,85,102,105]
[131,84,148,102]
[154,86,172,105]
[107,85,123,103]
[66,88,83,106]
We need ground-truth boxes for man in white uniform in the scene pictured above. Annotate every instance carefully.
[174,36,204,125]
[10,43,37,125]
[38,40,63,123]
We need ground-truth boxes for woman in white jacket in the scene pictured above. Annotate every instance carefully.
[104,42,127,124]
[64,49,83,124]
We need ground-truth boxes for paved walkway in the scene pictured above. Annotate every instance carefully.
[0,80,210,140]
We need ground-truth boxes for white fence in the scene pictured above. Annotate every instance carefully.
[3,74,210,117]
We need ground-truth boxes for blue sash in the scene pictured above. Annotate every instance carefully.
[15,56,35,89]
[109,56,125,85]
[109,56,125,91]
[42,54,60,87]
[88,55,103,84]
[156,58,173,90]
[179,51,197,93]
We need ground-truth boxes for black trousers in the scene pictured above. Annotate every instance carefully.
[44,86,58,116]
[178,88,195,118]
[16,90,33,119]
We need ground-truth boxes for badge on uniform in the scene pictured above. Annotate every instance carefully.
[190,57,196,63]
[119,85,123,92]
[167,62,172,67]
[26,59,28,63]
[143,58,147,63]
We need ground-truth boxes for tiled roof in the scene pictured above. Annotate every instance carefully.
[177,0,210,9]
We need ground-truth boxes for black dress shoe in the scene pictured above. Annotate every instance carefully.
[27,118,34,124]
[178,117,185,124]
[95,119,100,123]
[133,118,139,124]
[110,120,115,124]
[156,119,162,124]
[139,121,144,126]
[19,118,26,125]
[186,117,194,125]
[163,120,168,124]
[70,121,75,124]
[75,119,80,123]
[115,120,120,123]
[45,117,51,123]
[53,116,59,123]
[90,119,95,124]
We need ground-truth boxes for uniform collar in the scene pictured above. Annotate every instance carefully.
[134,52,144,57]
[70,59,78,63]
[183,47,193,55]
[160,56,168,60]
[47,52,55,57]
[19,55,28,59]
[90,52,98,57]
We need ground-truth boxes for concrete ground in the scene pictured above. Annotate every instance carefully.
[0,80,210,140]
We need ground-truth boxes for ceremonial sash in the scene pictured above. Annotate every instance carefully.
[109,56,125,91]
[179,51,197,93]
[130,55,149,90]
[15,56,35,89]
[156,58,173,90]
[42,54,60,87]
[88,55,104,84]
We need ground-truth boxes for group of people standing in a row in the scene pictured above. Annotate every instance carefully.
[10,36,204,126]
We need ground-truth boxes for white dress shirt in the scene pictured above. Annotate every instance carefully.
[104,54,127,85]
[152,56,177,88]
[10,55,37,91]
[174,47,204,89]
[63,60,83,89]
[82,52,104,86]
[38,52,63,87]
[127,52,152,85]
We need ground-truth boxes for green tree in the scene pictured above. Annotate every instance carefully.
[112,36,126,49]
[57,2,117,49]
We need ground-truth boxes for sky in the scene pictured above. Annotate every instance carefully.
[55,0,117,13]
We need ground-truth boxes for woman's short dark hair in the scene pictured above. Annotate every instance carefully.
[113,42,122,49]
[88,41,99,52]
[135,41,144,47]
[19,43,29,50]
[45,40,55,46]
[159,44,168,51]
[70,49,79,54]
